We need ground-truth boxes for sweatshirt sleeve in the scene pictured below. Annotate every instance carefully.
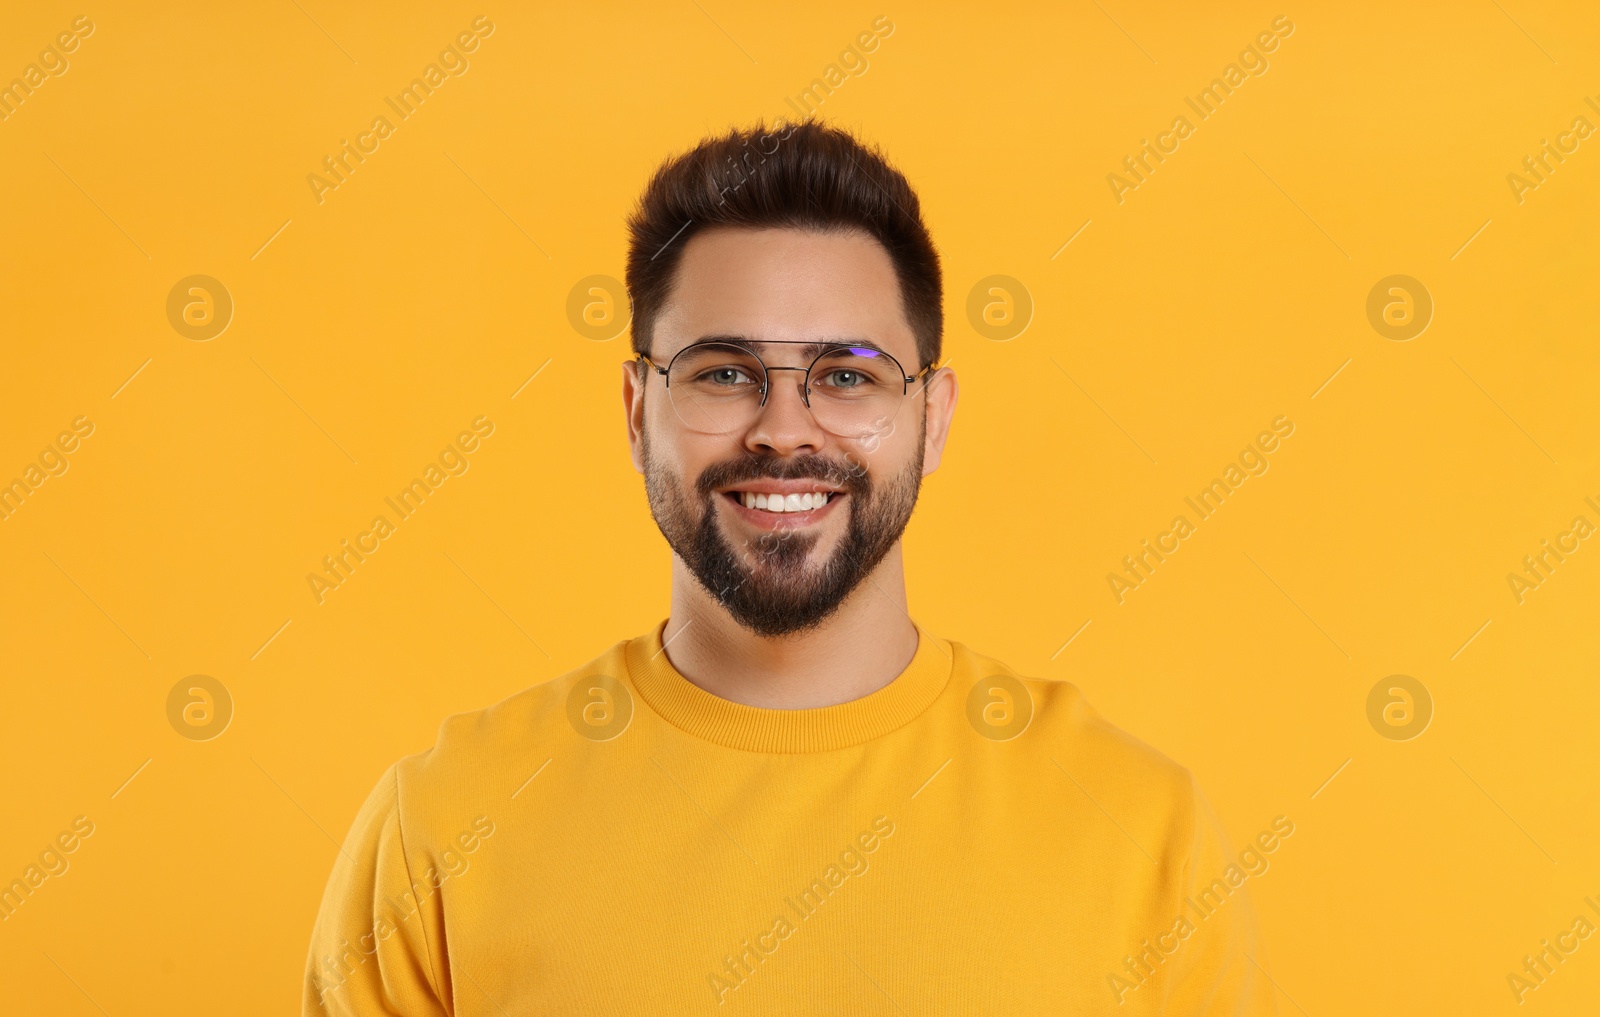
[1157,777,1279,1016]
[302,763,452,1017]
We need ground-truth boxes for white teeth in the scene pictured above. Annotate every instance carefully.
[733,491,831,514]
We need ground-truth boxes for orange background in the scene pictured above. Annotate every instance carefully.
[2,2,1598,1013]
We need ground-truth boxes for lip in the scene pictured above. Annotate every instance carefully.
[719,489,845,530]
[714,479,846,496]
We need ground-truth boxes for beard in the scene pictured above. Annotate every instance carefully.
[641,427,924,638]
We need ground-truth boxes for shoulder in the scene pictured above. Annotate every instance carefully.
[387,636,634,819]
[948,638,1201,824]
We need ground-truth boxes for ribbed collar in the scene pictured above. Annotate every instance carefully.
[623,619,954,753]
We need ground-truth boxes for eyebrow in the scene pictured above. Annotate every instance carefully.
[688,335,892,360]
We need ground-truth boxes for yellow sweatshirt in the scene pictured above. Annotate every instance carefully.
[304,621,1277,1015]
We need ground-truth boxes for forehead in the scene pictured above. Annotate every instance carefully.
[651,226,916,363]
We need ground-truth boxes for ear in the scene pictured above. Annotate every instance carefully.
[622,359,647,474]
[919,366,958,476]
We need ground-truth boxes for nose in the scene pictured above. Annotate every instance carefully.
[743,366,825,455]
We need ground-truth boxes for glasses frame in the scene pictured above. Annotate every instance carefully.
[636,339,936,416]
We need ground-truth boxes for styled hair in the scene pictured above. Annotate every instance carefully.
[625,120,942,370]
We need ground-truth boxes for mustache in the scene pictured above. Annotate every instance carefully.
[695,451,867,500]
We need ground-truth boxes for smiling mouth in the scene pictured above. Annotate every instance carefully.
[720,490,838,514]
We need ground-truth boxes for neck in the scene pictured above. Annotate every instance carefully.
[662,545,919,709]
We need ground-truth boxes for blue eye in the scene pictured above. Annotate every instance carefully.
[700,367,755,386]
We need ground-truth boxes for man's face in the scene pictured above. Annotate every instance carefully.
[624,226,950,637]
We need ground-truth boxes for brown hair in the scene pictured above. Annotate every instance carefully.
[625,120,942,370]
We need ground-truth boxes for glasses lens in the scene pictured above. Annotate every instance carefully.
[806,347,906,440]
[665,343,765,434]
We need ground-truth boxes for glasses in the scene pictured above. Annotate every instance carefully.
[638,339,935,439]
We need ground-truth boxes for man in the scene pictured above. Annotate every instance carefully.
[304,120,1275,1015]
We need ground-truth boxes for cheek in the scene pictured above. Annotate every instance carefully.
[642,407,688,464]
[845,407,905,455]
[843,401,921,468]
[646,425,729,493]
[643,394,678,440]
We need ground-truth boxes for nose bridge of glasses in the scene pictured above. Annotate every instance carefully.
[757,364,813,409]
